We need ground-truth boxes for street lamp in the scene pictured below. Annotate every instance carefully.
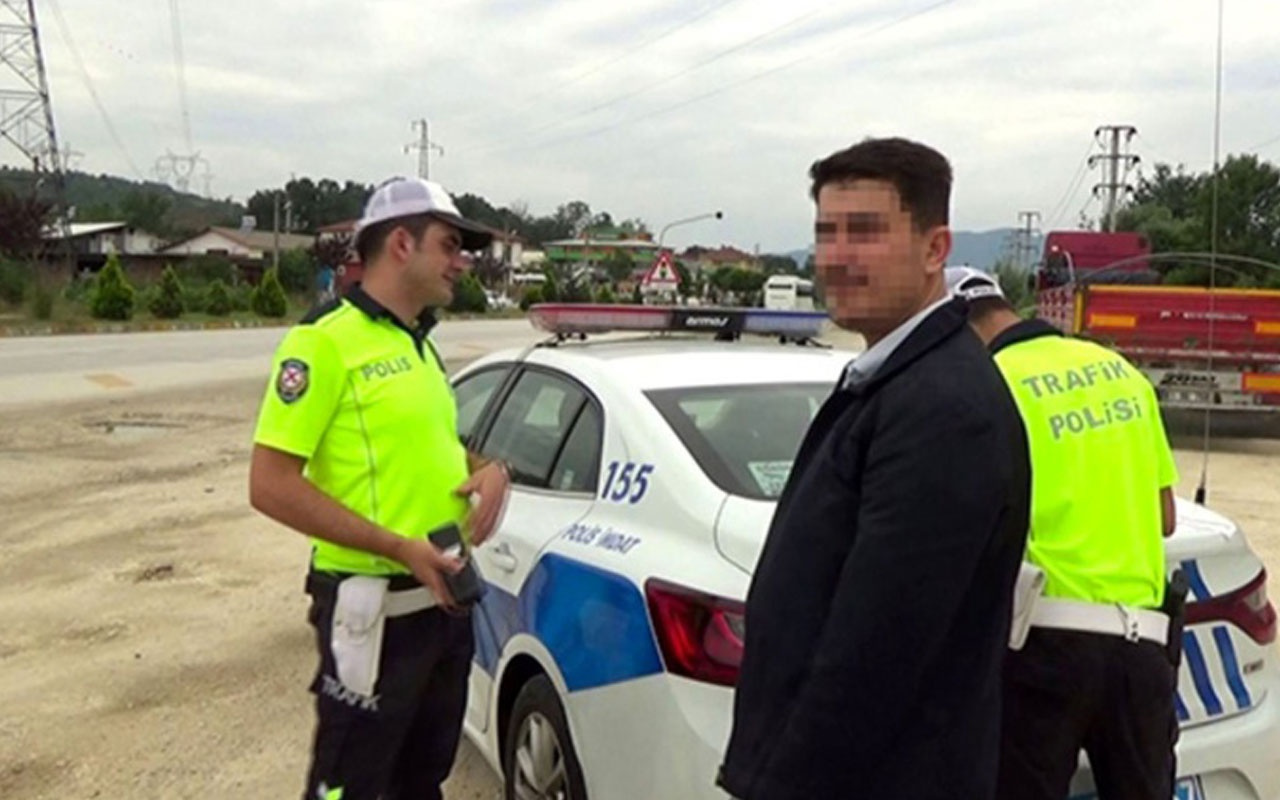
[653,211,723,306]
[658,210,724,249]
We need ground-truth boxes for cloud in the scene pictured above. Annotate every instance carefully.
[4,0,1276,252]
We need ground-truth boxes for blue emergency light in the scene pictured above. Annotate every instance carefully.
[528,304,828,340]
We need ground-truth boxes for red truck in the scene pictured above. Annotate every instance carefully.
[1035,231,1280,411]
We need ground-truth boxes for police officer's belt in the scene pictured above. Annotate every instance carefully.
[307,572,439,617]
[1031,598,1168,645]
[384,586,437,616]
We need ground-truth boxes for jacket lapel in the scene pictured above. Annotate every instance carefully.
[842,297,969,398]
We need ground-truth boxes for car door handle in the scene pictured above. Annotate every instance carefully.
[486,543,518,574]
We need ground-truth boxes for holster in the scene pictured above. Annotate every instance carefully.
[1009,561,1047,651]
[1161,569,1189,667]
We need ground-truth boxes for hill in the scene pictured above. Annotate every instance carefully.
[782,228,1036,272]
[0,166,244,238]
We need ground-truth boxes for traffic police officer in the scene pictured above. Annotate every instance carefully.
[249,177,510,800]
[946,267,1182,800]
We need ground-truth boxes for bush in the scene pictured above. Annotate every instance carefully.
[277,248,316,294]
[230,283,253,312]
[90,255,135,320]
[30,282,54,320]
[205,279,233,316]
[449,271,488,313]
[541,273,560,302]
[63,274,94,305]
[148,265,185,319]
[251,268,288,318]
[595,285,617,304]
[630,285,643,304]
[519,287,544,311]
[189,254,237,285]
[0,259,31,306]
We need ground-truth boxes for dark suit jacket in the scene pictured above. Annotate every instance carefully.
[719,298,1030,800]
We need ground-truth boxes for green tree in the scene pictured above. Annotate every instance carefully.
[992,259,1034,314]
[541,271,560,302]
[205,279,233,316]
[251,268,288,318]
[759,254,799,274]
[91,254,136,320]
[0,188,53,259]
[519,287,544,310]
[595,285,617,303]
[1116,155,1280,286]
[149,265,185,319]
[277,248,316,294]
[189,254,237,285]
[0,259,31,306]
[120,190,173,236]
[603,249,635,283]
[449,272,488,313]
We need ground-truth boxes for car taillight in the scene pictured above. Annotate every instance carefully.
[1185,569,1277,645]
[645,579,745,687]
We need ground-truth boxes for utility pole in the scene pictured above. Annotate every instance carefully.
[1089,125,1139,232]
[405,119,443,180]
[0,0,61,172]
[0,0,72,252]
[1016,210,1041,270]
[272,191,281,273]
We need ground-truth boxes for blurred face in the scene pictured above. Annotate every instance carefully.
[814,179,950,339]
[387,219,469,307]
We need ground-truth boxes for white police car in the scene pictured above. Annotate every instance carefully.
[451,304,1280,800]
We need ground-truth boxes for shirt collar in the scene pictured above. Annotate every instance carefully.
[840,293,953,389]
[344,284,438,352]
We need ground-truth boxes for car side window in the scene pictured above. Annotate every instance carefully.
[549,403,603,493]
[480,370,589,489]
[453,367,510,445]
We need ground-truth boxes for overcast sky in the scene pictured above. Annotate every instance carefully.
[4,0,1278,252]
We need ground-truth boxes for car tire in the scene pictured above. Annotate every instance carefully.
[503,675,588,800]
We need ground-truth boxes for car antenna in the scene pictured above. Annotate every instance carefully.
[1194,0,1224,506]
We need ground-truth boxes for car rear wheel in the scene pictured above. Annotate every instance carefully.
[503,675,588,800]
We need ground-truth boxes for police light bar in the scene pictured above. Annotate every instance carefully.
[528,303,828,339]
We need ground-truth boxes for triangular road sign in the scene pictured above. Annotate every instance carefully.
[642,250,680,287]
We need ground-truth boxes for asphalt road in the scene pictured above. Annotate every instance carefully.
[0,319,547,409]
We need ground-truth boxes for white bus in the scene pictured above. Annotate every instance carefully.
[763,274,815,311]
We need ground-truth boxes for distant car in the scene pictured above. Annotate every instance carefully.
[485,290,516,311]
[451,304,1280,800]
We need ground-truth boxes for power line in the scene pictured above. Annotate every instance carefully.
[457,0,741,134]
[1074,192,1099,229]
[466,2,832,156]
[43,0,143,177]
[566,0,741,84]
[1045,141,1096,230]
[168,0,192,153]
[1247,131,1280,152]
[479,0,958,160]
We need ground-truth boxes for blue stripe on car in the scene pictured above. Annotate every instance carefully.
[1181,560,1211,601]
[1174,689,1190,722]
[1211,624,1253,711]
[1182,630,1224,716]
[472,553,664,692]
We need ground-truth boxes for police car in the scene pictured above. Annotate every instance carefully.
[450,304,1280,800]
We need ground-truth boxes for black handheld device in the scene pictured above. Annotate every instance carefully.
[427,523,486,606]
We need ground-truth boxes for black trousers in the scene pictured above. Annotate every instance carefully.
[997,628,1178,800]
[302,574,474,800]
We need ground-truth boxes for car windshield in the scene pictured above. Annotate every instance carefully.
[646,383,831,500]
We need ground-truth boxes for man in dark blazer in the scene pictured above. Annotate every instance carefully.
[719,137,1031,800]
